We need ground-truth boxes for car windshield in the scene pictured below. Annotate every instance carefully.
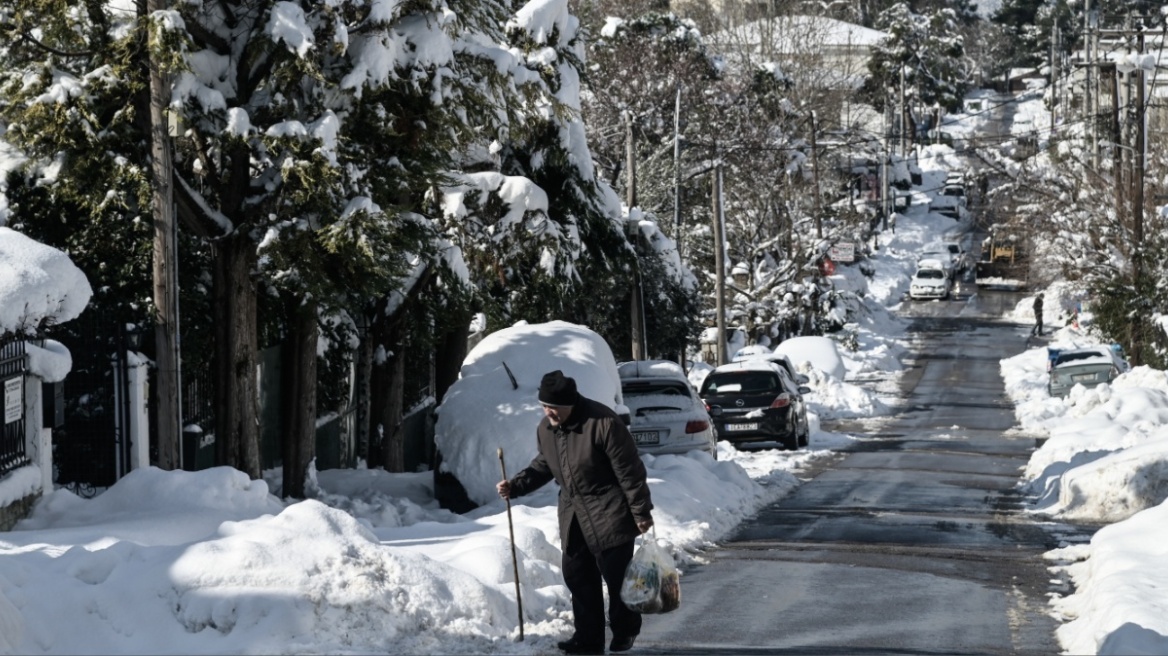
[702,372,779,395]
[916,269,944,280]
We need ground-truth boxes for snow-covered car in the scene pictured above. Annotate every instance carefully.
[618,360,716,459]
[918,250,954,279]
[1047,346,1131,398]
[432,320,626,511]
[909,260,952,300]
[773,335,846,381]
[731,344,810,384]
[930,185,967,220]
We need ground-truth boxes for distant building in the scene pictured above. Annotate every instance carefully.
[708,14,888,136]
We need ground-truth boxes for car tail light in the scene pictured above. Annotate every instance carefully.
[685,419,709,434]
[770,394,791,409]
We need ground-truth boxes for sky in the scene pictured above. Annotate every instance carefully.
[1,56,1166,656]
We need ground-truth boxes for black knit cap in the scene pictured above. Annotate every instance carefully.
[538,370,579,406]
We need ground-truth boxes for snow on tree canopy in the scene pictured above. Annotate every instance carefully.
[0,227,92,336]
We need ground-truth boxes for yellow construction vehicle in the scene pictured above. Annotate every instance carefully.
[975,226,1028,289]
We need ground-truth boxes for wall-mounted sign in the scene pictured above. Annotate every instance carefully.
[4,377,21,425]
[829,243,856,263]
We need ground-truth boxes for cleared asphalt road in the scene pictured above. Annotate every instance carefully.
[636,288,1094,655]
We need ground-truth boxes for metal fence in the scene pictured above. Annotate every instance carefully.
[0,337,29,477]
[51,316,130,497]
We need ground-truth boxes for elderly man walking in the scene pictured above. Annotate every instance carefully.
[497,370,654,655]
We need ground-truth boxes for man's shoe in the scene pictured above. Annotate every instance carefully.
[610,635,637,652]
[557,637,604,655]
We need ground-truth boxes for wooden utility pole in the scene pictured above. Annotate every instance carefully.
[147,0,181,470]
[899,65,908,155]
[673,85,682,234]
[1050,23,1058,133]
[712,151,727,366]
[810,111,822,239]
[626,112,646,360]
[1133,27,1146,247]
[1110,62,1124,229]
[1085,0,1098,166]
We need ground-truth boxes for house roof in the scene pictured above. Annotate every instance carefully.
[713,15,888,52]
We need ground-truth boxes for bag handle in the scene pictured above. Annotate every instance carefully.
[638,525,657,546]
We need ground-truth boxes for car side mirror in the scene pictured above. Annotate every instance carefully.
[798,386,812,395]
[707,405,723,418]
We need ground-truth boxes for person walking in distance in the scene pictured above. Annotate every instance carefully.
[1031,292,1045,336]
[497,370,654,655]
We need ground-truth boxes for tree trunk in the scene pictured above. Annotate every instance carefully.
[213,233,261,479]
[354,317,374,465]
[366,267,432,472]
[379,322,406,473]
[280,300,317,499]
[433,314,470,405]
[147,0,180,470]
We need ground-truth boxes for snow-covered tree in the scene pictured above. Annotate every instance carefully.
[863,2,969,121]
[1,0,628,492]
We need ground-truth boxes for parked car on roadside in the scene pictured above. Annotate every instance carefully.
[731,345,810,385]
[1047,346,1131,398]
[909,259,952,300]
[918,248,954,279]
[618,360,717,459]
[698,360,811,450]
[930,185,967,220]
[940,240,973,273]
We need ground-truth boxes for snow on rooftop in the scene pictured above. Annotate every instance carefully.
[713,14,887,51]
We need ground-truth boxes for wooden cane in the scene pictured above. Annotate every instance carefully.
[498,447,525,641]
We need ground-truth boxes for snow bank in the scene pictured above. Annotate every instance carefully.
[1049,498,1168,655]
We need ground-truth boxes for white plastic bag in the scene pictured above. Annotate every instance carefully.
[619,531,680,614]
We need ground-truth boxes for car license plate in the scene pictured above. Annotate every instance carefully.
[632,431,660,445]
[1072,374,1097,382]
[726,423,759,431]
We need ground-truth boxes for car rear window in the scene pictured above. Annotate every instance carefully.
[622,380,692,399]
[916,269,944,280]
[1054,351,1107,366]
[701,371,780,395]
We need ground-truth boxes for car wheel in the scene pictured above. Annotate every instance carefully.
[798,422,809,448]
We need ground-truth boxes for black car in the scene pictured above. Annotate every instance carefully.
[698,361,811,450]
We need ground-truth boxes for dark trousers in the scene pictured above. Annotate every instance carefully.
[562,517,641,646]
[1033,316,1043,335]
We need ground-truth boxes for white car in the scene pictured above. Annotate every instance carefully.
[918,249,954,279]
[618,360,717,459]
[909,260,952,300]
[940,240,973,273]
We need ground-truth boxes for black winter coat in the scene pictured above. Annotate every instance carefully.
[508,396,653,553]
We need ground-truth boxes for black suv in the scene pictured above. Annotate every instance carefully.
[698,361,811,450]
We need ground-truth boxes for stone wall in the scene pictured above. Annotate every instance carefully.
[0,491,39,531]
